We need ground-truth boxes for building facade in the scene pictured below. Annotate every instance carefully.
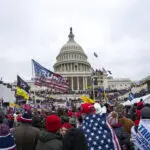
[54,28,92,91]
[107,77,132,90]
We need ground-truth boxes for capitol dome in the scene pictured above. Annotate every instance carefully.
[60,28,84,54]
[54,28,92,91]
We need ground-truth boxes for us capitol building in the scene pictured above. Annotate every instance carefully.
[26,28,132,94]
[53,28,132,92]
[53,28,92,91]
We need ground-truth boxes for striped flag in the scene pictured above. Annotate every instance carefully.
[32,59,68,92]
[82,114,121,150]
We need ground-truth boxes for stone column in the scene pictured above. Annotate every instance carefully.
[71,77,74,91]
[66,64,67,71]
[83,76,85,90]
[85,77,88,88]
[77,77,79,90]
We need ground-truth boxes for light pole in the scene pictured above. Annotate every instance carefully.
[91,74,96,101]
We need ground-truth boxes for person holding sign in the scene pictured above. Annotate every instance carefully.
[131,104,150,150]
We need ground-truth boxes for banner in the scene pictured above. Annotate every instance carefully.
[32,59,68,91]
[135,119,150,150]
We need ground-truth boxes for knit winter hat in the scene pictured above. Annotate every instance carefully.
[21,110,32,123]
[68,111,73,117]
[80,103,95,114]
[46,115,61,133]
[61,123,72,129]
[69,117,76,125]
[0,124,16,150]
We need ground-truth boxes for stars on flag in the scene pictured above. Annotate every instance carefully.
[82,114,121,150]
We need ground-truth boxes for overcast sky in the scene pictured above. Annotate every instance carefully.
[0,0,150,83]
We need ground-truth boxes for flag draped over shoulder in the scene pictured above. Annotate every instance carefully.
[16,75,30,100]
[82,114,121,150]
[32,59,68,92]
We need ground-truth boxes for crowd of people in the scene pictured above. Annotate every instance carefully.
[0,98,150,150]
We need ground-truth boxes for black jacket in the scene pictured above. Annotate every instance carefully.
[36,130,62,150]
[63,128,88,150]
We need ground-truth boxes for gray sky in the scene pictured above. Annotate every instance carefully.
[0,0,150,82]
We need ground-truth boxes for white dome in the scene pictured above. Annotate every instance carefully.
[60,27,85,54]
[54,28,91,73]
[60,41,84,54]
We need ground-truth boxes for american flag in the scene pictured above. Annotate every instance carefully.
[82,114,121,150]
[32,59,68,92]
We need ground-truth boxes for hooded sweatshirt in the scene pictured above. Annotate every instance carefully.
[36,130,62,150]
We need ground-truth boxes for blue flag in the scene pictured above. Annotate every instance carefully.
[98,88,104,92]
[128,92,135,101]
[32,59,68,91]
[32,59,52,78]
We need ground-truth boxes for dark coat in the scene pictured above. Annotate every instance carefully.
[114,127,133,149]
[36,130,62,150]
[63,128,88,150]
[12,123,40,150]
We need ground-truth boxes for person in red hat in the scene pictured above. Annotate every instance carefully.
[80,103,95,115]
[36,114,62,150]
[61,122,72,137]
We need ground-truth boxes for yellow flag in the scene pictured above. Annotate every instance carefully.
[15,104,20,109]
[103,92,108,101]
[81,95,95,103]
[9,102,15,108]
[86,96,95,103]
[16,87,29,100]
[81,95,89,103]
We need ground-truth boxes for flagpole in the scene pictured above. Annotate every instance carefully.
[93,78,95,101]
[92,52,98,101]
[31,60,36,106]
